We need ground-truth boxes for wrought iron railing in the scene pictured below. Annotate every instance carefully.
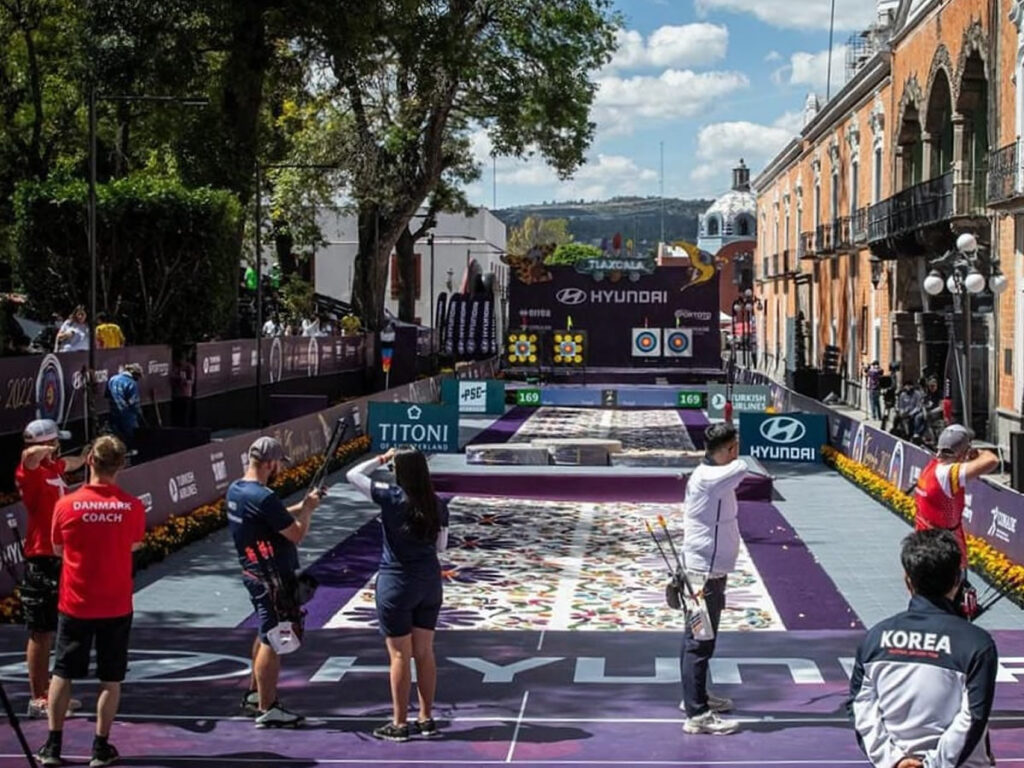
[815,222,835,254]
[799,231,817,259]
[986,141,1021,206]
[852,207,869,243]
[867,172,953,242]
[834,216,853,251]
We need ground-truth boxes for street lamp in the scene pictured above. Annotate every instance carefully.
[921,233,1008,431]
[87,91,207,440]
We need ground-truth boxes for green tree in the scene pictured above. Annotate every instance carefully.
[310,0,619,330]
[508,216,572,256]
[546,242,602,266]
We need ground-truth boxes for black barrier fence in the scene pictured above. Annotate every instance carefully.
[0,358,499,597]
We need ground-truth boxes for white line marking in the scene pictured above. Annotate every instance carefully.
[69,712,1024,725]
[536,630,546,651]
[548,507,594,630]
[506,690,530,762]
[5,757,1024,767]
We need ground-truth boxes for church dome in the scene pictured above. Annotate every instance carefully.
[699,159,756,240]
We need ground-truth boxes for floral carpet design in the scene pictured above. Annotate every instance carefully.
[510,407,697,453]
[324,497,783,632]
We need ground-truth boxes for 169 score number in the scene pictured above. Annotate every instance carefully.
[677,391,704,409]
[516,389,541,407]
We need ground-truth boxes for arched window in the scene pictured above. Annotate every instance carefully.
[737,216,750,236]
[707,216,720,236]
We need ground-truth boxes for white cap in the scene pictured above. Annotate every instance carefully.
[23,419,71,444]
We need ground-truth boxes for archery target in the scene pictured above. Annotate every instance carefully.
[663,328,693,358]
[506,332,538,365]
[631,328,662,357]
[552,331,586,366]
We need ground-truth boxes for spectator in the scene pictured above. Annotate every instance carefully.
[95,313,125,350]
[301,316,320,337]
[346,447,450,742]
[55,306,89,353]
[14,420,87,719]
[106,364,143,448]
[849,529,998,768]
[35,435,146,768]
[171,349,196,427]
[228,437,321,728]
[262,314,282,338]
[863,360,882,421]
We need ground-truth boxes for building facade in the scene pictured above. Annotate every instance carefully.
[314,208,508,328]
[753,0,1022,448]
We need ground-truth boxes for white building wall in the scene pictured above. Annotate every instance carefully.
[313,208,507,328]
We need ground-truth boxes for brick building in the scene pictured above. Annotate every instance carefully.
[752,0,1022,449]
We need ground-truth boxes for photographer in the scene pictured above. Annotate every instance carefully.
[863,360,882,421]
[227,437,321,728]
[849,529,997,768]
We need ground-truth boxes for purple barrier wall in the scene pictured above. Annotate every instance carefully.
[0,345,172,436]
[0,357,498,596]
[741,369,1024,566]
[194,335,367,397]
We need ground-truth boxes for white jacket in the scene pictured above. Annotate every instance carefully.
[681,459,748,576]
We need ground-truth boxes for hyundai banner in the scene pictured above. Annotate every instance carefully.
[739,413,827,463]
[509,266,720,369]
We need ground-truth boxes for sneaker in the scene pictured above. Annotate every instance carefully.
[89,741,119,767]
[28,697,83,719]
[412,718,440,738]
[682,711,739,735]
[373,722,410,742]
[254,702,305,729]
[35,742,62,767]
[679,692,733,715]
[240,690,260,718]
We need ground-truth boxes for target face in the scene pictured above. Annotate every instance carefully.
[663,329,693,358]
[506,333,538,365]
[631,328,662,357]
[552,331,586,366]
[35,354,65,422]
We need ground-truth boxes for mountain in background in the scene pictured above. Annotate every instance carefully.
[493,196,714,247]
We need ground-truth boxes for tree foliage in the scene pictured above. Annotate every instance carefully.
[508,216,572,256]
[546,242,602,266]
[14,174,241,345]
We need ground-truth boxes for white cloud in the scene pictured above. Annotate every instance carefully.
[689,114,800,191]
[607,24,729,71]
[774,46,849,95]
[764,50,782,62]
[595,69,749,136]
[695,0,873,31]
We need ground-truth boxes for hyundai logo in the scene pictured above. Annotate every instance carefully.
[555,288,587,306]
[759,416,806,444]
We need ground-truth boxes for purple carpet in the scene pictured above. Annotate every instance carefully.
[738,500,863,631]
[466,406,534,446]
[677,409,709,449]
[432,471,773,503]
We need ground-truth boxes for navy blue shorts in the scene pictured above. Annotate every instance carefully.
[242,573,281,644]
[375,571,443,637]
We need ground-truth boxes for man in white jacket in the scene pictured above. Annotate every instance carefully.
[680,422,747,735]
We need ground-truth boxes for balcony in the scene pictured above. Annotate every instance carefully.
[834,217,855,252]
[987,141,1024,211]
[782,249,791,274]
[867,170,987,246]
[815,222,835,255]
[799,231,817,260]
[852,207,869,244]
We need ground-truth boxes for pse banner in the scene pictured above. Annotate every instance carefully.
[739,413,828,463]
[0,345,172,436]
[509,266,720,369]
[369,402,459,453]
[706,384,771,420]
[194,336,366,397]
[441,379,505,414]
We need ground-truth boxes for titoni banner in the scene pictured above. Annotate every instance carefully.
[739,413,827,463]
[368,402,460,453]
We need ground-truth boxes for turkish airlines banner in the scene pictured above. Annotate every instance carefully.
[194,335,367,398]
[0,345,172,436]
[509,266,721,369]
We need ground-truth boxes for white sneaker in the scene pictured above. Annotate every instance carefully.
[682,711,739,735]
[255,702,305,729]
[678,692,734,714]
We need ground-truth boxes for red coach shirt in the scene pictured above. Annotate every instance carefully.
[52,483,146,619]
[14,458,67,558]
[914,459,968,569]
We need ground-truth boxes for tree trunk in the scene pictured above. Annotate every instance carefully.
[352,206,402,332]
[395,227,417,323]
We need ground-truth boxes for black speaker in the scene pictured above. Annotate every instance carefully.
[1011,431,1024,493]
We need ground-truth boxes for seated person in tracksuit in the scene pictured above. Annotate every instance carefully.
[849,529,998,768]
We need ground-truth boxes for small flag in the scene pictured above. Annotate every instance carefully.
[382,347,394,374]
[567,316,574,330]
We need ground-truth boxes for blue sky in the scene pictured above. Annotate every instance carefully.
[465,0,877,208]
